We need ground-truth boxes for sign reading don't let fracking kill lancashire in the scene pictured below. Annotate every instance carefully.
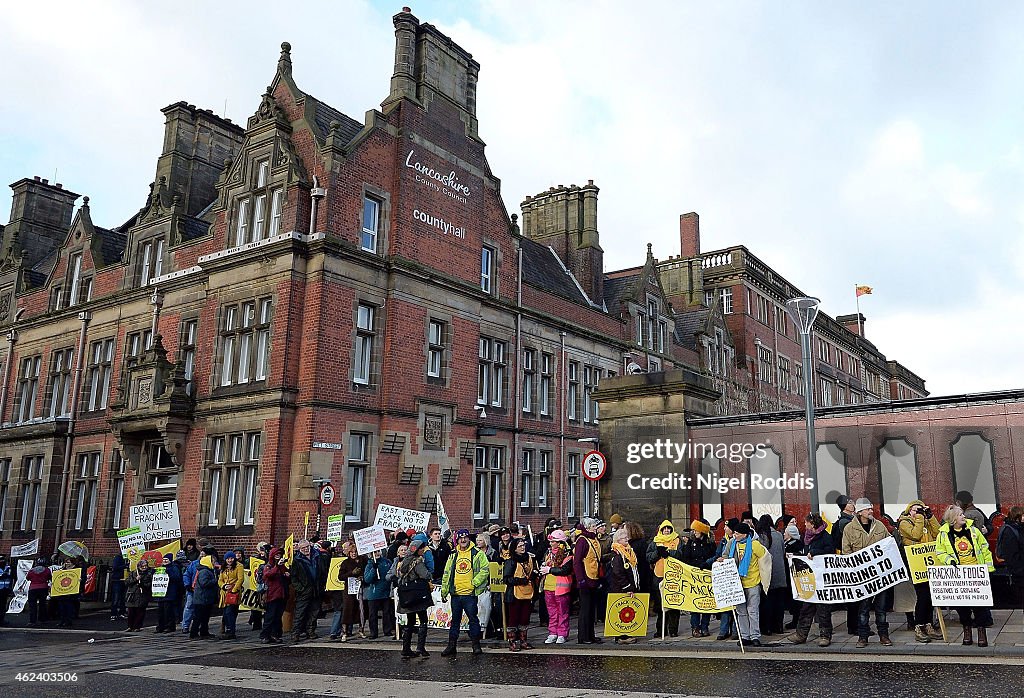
[128,500,181,543]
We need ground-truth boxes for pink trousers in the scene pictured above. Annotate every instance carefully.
[545,590,570,638]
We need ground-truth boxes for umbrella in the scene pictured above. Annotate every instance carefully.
[58,540,89,560]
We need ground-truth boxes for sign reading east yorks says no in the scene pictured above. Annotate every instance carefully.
[128,501,181,543]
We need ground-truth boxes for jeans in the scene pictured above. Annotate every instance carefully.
[329,610,352,637]
[734,585,762,641]
[181,591,194,631]
[261,599,284,640]
[367,597,394,638]
[578,588,597,643]
[28,588,48,623]
[717,611,733,637]
[449,594,481,641]
[222,604,239,634]
[545,590,570,638]
[110,580,126,616]
[858,592,889,638]
[690,612,710,632]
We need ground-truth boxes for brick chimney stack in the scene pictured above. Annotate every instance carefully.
[679,212,700,258]
[837,313,866,338]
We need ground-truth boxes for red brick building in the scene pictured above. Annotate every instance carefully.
[0,11,688,559]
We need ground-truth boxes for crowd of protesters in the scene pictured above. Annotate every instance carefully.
[2,488,1022,654]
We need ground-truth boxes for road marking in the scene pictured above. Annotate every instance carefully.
[110,664,728,697]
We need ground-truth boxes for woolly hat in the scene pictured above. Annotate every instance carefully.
[609,513,623,526]
[547,529,568,543]
[163,553,174,563]
[455,529,471,539]
[836,495,851,511]
[855,498,873,513]
[732,522,752,536]
[725,517,740,531]
[223,551,236,560]
[785,523,800,539]
[690,519,711,536]
[408,539,425,553]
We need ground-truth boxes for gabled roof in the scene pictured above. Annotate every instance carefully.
[96,225,128,267]
[521,237,595,308]
[674,307,709,350]
[602,272,639,315]
[305,92,363,146]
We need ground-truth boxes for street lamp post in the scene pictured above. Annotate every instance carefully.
[786,297,821,511]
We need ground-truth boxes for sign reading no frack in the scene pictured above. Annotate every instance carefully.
[661,557,733,613]
[128,501,181,543]
[373,504,430,532]
[352,525,388,555]
[790,536,909,603]
[928,565,993,607]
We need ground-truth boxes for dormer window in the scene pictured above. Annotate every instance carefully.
[66,253,91,307]
[139,237,165,286]
[232,158,284,248]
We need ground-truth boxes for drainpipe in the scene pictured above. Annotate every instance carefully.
[309,176,326,234]
[56,310,91,540]
[0,327,18,422]
[559,331,566,520]
[511,245,523,523]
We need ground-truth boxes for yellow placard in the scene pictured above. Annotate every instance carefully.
[660,557,733,613]
[488,561,506,592]
[604,593,650,637]
[155,540,181,559]
[304,511,310,527]
[326,557,347,591]
[822,512,833,534]
[51,568,82,597]
[126,546,144,572]
[906,542,938,585]
[283,534,294,568]
[240,558,266,612]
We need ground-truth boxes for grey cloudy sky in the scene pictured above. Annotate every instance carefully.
[3,1,1022,397]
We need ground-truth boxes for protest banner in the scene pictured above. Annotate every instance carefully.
[128,500,181,543]
[373,504,430,532]
[928,564,993,606]
[395,588,469,631]
[84,565,97,595]
[489,561,506,593]
[239,558,266,612]
[152,568,169,598]
[7,560,31,614]
[435,493,450,537]
[10,538,38,558]
[326,515,345,543]
[789,535,910,603]
[604,593,650,637]
[711,559,747,608]
[660,557,732,613]
[117,526,147,556]
[51,568,81,597]
[326,557,347,591]
[905,542,938,585]
[352,524,388,555]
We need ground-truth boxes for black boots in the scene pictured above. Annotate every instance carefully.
[416,623,429,657]
[471,637,483,655]
[441,639,457,656]
[401,625,417,657]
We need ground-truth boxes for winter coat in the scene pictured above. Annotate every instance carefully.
[842,518,888,554]
[804,529,834,557]
[646,521,685,578]
[608,546,639,593]
[110,554,128,582]
[440,543,489,598]
[764,529,787,590]
[897,500,940,544]
[429,540,453,582]
[218,563,245,607]
[262,559,289,603]
[290,552,318,599]
[573,530,603,590]
[998,520,1024,576]
[503,553,537,602]
[192,563,220,606]
[182,559,200,593]
[126,568,153,608]
[315,550,332,598]
[832,513,854,554]
[681,534,716,571]
[162,562,184,603]
[628,537,653,593]
[936,520,994,571]
[393,555,432,614]
[784,537,805,556]
[27,565,51,591]
[362,554,393,600]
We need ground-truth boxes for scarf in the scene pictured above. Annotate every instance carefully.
[545,542,568,568]
[653,520,679,548]
[612,542,637,568]
[726,535,754,577]
[803,523,827,546]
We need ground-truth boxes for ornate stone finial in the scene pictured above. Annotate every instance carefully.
[330,120,341,134]
[402,6,411,12]
[510,213,520,236]
[647,242,653,256]
[278,41,292,74]
[82,196,90,206]
[223,157,232,171]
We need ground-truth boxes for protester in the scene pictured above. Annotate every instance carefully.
[248,542,269,631]
[331,545,366,641]
[473,531,497,638]
[955,491,990,535]
[411,532,435,577]
[832,495,859,634]
[936,505,995,647]
[609,527,640,645]
[56,559,78,628]
[184,538,200,562]
[647,519,685,637]
[291,539,319,642]
[386,530,410,560]
[757,514,788,636]
[391,539,433,658]
[719,521,770,647]
[260,547,288,644]
[540,529,573,644]
[156,552,184,633]
[496,527,515,561]
[997,506,1024,611]
[218,551,244,640]
[109,552,127,620]
[783,520,804,628]
[897,500,942,642]
[682,518,716,637]
[710,520,737,640]
[843,498,891,647]
[363,549,394,640]
[790,513,834,647]
[0,554,12,627]
[428,527,453,584]
[125,558,153,631]
[440,529,488,655]
[189,553,219,640]
[574,517,604,644]
[503,538,537,651]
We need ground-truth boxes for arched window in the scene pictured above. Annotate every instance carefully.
[816,443,848,520]
[878,438,919,521]
[951,433,998,517]
[700,454,722,526]
[749,447,783,520]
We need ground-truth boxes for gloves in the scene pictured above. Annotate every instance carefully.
[540,566,551,574]
[658,546,669,558]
